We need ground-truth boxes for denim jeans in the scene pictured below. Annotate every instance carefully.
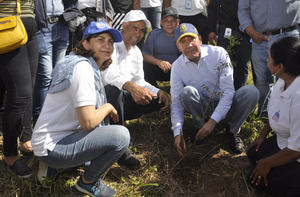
[251,27,300,117]
[38,125,130,182]
[180,85,259,133]
[33,22,69,120]
[141,6,162,29]
[0,17,38,156]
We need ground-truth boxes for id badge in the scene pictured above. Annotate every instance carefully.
[224,28,232,39]
[185,0,192,9]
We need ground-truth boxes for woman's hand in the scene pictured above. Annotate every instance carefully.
[109,105,119,123]
[250,158,271,187]
[246,135,264,152]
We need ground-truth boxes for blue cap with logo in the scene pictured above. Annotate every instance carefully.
[82,21,123,42]
[174,23,199,44]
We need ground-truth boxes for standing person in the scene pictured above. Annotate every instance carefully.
[238,0,300,117]
[246,37,300,197]
[142,7,180,86]
[32,21,129,197]
[136,0,162,30]
[207,0,251,90]
[102,10,170,168]
[163,0,209,44]
[33,0,75,123]
[171,23,259,156]
[0,0,38,177]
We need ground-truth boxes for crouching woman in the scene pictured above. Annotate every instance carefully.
[31,21,128,197]
[247,37,300,197]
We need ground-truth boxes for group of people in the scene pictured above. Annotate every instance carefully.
[1,0,300,197]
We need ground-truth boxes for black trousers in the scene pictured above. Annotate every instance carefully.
[179,13,209,44]
[105,85,163,125]
[247,135,300,197]
[143,61,170,86]
[217,25,251,90]
[0,17,38,156]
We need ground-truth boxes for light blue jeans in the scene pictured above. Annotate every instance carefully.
[33,22,69,120]
[38,125,130,182]
[251,27,300,116]
[141,6,162,29]
[180,85,259,134]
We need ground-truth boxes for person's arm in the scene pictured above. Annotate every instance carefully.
[133,0,140,9]
[246,122,272,152]
[162,0,171,9]
[122,81,156,105]
[143,54,172,73]
[76,103,118,131]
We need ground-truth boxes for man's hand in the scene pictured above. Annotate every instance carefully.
[123,82,156,105]
[158,61,172,73]
[157,90,170,110]
[174,134,187,158]
[208,32,217,45]
[245,26,269,44]
[195,118,217,140]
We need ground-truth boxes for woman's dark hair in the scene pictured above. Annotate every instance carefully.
[270,36,300,77]
[73,33,113,70]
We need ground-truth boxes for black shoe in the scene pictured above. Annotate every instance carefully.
[230,133,245,154]
[118,148,140,169]
[9,159,32,178]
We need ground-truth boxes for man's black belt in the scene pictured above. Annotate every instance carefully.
[263,23,300,35]
[47,16,61,24]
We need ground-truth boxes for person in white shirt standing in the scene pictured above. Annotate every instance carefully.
[171,23,259,156]
[102,10,170,168]
[246,37,300,196]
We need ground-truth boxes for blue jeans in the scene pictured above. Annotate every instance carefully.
[33,22,69,120]
[38,125,130,182]
[141,6,162,29]
[180,85,259,133]
[251,27,300,116]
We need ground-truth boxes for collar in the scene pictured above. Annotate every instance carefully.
[183,45,208,64]
[116,41,137,56]
[278,76,300,98]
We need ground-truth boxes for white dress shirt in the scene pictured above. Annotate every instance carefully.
[170,45,235,137]
[102,41,159,94]
[268,76,300,162]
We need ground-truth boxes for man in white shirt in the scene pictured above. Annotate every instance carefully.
[102,10,170,167]
[171,23,259,156]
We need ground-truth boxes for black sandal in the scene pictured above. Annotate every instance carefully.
[8,159,32,178]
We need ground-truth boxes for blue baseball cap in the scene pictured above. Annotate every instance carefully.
[82,21,123,42]
[174,23,199,44]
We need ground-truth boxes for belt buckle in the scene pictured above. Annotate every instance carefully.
[48,16,58,24]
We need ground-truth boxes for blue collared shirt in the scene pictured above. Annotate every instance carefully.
[170,45,235,137]
[238,0,300,33]
[46,0,64,16]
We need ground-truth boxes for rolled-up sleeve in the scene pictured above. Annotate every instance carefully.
[238,0,253,32]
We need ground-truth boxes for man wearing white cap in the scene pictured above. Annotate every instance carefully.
[102,10,170,168]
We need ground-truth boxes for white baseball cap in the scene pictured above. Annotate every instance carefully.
[123,10,151,29]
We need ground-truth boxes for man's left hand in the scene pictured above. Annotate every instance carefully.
[250,158,271,187]
[195,118,217,140]
[157,90,170,110]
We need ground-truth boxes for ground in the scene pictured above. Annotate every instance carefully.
[0,107,272,197]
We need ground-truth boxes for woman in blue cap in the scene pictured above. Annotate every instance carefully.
[31,21,128,197]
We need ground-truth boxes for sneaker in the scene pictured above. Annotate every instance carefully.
[75,177,115,197]
[117,148,140,169]
[8,159,32,178]
[230,133,245,154]
[37,161,57,188]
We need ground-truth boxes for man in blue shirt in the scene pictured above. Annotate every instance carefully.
[142,7,181,86]
[171,23,259,156]
[238,0,300,117]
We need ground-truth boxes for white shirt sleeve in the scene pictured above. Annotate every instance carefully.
[69,61,96,108]
[170,57,185,137]
[210,48,235,123]
[287,94,300,152]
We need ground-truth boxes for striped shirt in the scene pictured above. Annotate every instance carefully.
[0,0,34,18]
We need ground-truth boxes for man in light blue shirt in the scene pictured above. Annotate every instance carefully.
[171,23,259,156]
[238,0,300,117]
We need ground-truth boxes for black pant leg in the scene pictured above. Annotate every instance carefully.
[105,85,124,125]
[143,61,170,86]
